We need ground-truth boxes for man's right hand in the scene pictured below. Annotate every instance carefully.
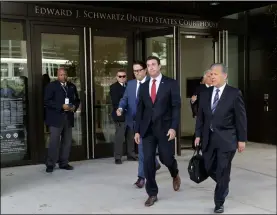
[194,137,200,147]
[62,104,70,111]
[134,133,140,144]
[191,95,197,104]
[116,108,122,116]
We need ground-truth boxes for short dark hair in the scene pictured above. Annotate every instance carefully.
[117,68,126,73]
[146,56,161,65]
[133,60,146,69]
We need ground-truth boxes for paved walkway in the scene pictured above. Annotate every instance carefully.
[1,142,276,214]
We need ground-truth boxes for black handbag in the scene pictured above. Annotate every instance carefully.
[187,146,208,184]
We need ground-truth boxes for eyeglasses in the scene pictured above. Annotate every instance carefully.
[118,75,126,78]
[133,69,143,73]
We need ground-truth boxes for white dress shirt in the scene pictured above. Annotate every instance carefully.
[211,83,226,108]
[149,73,162,96]
[136,76,147,97]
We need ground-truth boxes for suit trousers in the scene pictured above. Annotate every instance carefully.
[46,114,72,167]
[203,132,236,207]
[114,122,136,159]
[143,126,179,197]
[138,137,160,179]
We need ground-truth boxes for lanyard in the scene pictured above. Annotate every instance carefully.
[61,84,68,97]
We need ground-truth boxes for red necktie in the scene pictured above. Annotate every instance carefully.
[151,79,157,103]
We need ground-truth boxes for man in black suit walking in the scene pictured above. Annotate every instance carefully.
[110,69,137,164]
[195,63,247,213]
[134,56,181,207]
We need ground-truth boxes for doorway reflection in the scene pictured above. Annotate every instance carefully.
[93,36,127,144]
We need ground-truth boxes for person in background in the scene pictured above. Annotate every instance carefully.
[195,63,247,213]
[110,69,137,164]
[190,69,212,149]
[117,61,161,189]
[44,68,80,173]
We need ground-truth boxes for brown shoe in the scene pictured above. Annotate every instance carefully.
[134,177,145,188]
[173,174,181,191]
[145,196,158,207]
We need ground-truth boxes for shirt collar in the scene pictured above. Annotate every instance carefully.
[214,83,226,92]
[137,76,147,84]
[150,73,162,83]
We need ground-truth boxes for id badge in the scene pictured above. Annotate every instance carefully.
[65,98,69,105]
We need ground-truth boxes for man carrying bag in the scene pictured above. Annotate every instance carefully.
[188,145,208,184]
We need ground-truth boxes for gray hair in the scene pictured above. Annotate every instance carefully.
[203,69,211,76]
[210,63,228,74]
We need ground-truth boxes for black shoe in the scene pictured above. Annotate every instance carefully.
[214,205,224,213]
[115,159,122,164]
[156,163,161,171]
[59,164,74,170]
[127,156,137,161]
[46,166,54,173]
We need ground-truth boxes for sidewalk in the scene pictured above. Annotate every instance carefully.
[1,142,276,214]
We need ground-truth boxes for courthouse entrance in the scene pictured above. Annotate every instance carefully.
[2,1,258,167]
[32,23,135,161]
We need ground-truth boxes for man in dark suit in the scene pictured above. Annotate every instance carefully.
[44,68,80,173]
[190,70,212,118]
[134,56,181,207]
[195,63,247,213]
[110,69,137,164]
[117,61,161,188]
[190,70,212,149]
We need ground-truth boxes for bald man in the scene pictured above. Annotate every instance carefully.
[44,68,80,173]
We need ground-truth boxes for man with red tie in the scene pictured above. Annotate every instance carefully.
[134,56,181,207]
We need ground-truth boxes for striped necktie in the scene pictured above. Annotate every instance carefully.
[211,88,220,114]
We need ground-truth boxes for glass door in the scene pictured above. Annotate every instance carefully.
[142,28,176,79]
[32,25,87,162]
[88,29,132,158]
[214,30,239,88]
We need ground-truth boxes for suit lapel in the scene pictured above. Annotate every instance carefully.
[208,87,213,114]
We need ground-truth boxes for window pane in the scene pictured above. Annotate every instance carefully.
[93,36,127,144]
[0,21,29,164]
[146,35,174,78]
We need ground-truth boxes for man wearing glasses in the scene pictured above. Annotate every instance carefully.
[110,69,137,164]
[117,61,161,188]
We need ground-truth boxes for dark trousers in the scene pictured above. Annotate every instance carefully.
[114,122,136,160]
[203,133,236,207]
[46,114,72,167]
[143,126,179,197]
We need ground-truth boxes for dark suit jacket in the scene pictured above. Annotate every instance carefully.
[195,84,247,152]
[191,84,209,118]
[109,81,126,122]
[44,80,80,127]
[135,75,181,138]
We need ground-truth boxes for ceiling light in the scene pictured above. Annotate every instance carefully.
[210,2,220,6]
[185,35,196,39]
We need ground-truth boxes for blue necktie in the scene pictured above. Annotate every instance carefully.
[211,88,220,114]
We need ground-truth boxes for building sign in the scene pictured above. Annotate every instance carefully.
[33,5,217,29]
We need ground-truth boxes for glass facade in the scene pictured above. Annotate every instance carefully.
[0,21,29,164]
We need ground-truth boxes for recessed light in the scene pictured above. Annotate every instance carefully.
[210,2,220,6]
